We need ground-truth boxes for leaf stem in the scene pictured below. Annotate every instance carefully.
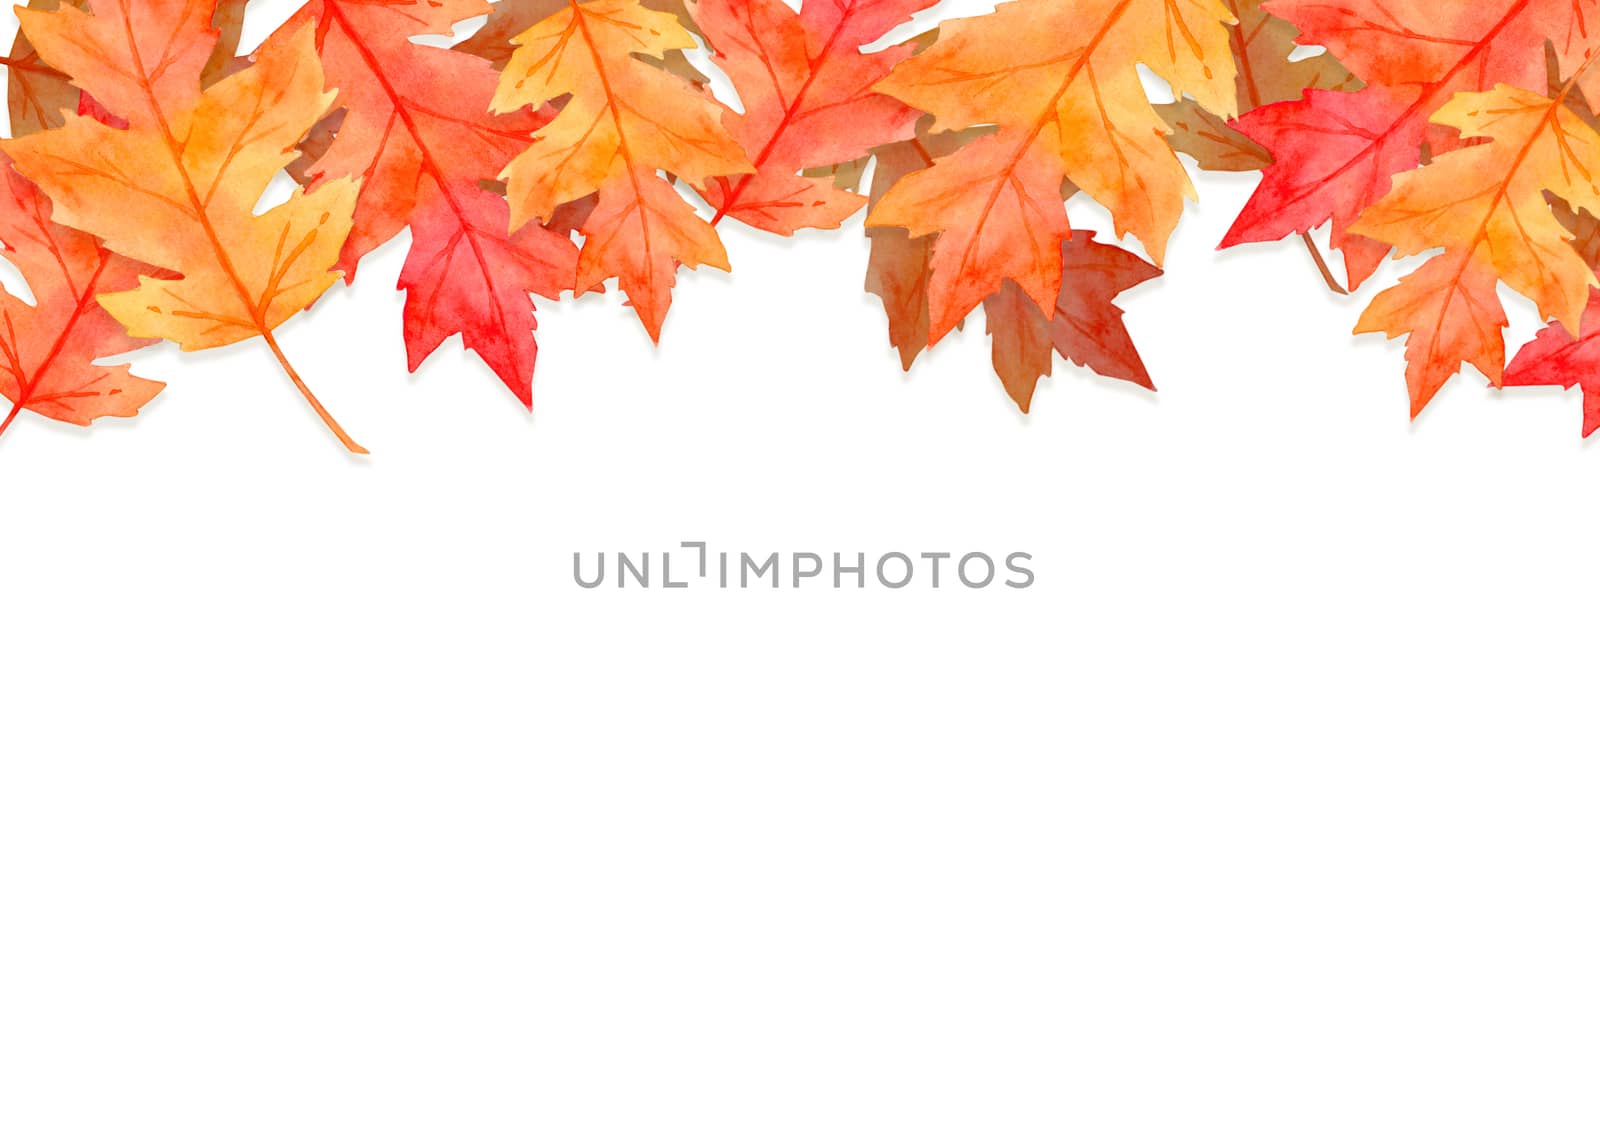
[1300,232,1348,295]
[261,329,368,455]
[0,400,21,444]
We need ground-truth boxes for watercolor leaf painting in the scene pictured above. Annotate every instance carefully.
[491,0,752,342]
[3,1,362,449]
[271,0,579,407]
[1,0,1600,450]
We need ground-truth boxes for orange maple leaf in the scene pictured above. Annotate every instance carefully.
[3,1,363,452]
[1349,81,1600,414]
[0,159,162,441]
[694,0,934,235]
[491,0,754,342]
[866,130,1161,410]
[865,0,1238,344]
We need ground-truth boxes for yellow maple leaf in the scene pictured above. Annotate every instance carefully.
[865,0,1237,343]
[4,5,362,451]
[1351,83,1600,416]
[491,0,753,341]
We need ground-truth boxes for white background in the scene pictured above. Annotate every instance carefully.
[2,2,1598,1127]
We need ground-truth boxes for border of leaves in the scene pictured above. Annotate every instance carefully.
[3,0,1600,453]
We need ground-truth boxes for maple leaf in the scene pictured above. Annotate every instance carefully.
[491,0,754,342]
[3,2,364,452]
[1221,0,1600,291]
[693,0,933,236]
[983,232,1161,411]
[866,129,1160,410]
[0,159,162,441]
[1347,83,1600,415]
[865,0,1238,345]
[1160,0,1359,174]
[278,0,580,408]
[5,0,245,136]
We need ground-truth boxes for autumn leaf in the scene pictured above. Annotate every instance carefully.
[693,0,933,235]
[983,231,1161,411]
[1347,83,1600,415]
[1221,0,1600,291]
[866,129,1160,410]
[1160,0,1359,174]
[6,0,245,137]
[4,2,364,452]
[491,0,753,342]
[278,0,580,407]
[865,0,1238,345]
[0,158,162,442]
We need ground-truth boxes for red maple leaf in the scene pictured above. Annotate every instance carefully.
[281,0,579,407]
[0,159,161,440]
[695,0,934,235]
